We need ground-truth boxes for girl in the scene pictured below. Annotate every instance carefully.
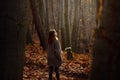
[47,29,62,80]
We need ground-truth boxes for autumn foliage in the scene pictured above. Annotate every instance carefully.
[23,44,92,80]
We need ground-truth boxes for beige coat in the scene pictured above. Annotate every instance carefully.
[47,39,62,67]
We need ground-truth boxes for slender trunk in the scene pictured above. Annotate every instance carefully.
[45,0,50,35]
[61,0,66,49]
[71,0,79,52]
[64,0,70,47]
[57,0,62,43]
[39,0,49,40]
[30,0,47,50]
[51,0,56,28]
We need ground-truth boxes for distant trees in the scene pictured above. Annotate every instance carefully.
[30,0,49,50]
[27,0,97,53]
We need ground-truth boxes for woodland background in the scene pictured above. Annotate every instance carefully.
[0,0,120,80]
[27,0,97,53]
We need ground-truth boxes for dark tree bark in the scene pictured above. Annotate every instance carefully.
[44,0,50,37]
[0,0,29,80]
[101,0,120,79]
[30,0,47,50]
[90,0,120,80]
[26,27,33,44]
[39,0,49,38]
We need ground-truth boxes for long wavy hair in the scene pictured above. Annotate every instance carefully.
[48,30,56,44]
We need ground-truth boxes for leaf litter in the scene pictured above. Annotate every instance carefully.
[23,44,92,80]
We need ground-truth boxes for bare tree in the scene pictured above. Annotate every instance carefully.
[30,0,47,50]
[64,0,71,47]
[71,0,79,52]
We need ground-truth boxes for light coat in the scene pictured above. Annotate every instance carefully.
[47,39,62,67]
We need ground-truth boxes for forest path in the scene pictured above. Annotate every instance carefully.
[23,44,91,80]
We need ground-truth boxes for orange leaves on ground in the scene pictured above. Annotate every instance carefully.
[23,44,92,80]
[61,52,92,79]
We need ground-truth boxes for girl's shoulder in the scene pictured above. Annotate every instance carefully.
[54,39,58,43]
[55,36,58,40]
[53,38,59,45]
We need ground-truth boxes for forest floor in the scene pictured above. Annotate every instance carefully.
[23,43,92,80]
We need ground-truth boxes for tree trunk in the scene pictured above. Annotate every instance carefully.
[64,0,70,47]
[0,0,29,80]
[90,0,120,80]
[61,0,66,49]
[26,26,33,44]
[39,0,49,38]
[71,0,79,52]
[44,0,50,36]
[30,0,47,50]
[101,0,120,79]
